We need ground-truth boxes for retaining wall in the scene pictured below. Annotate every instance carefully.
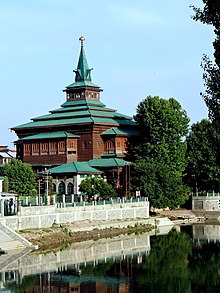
[192,196,220,212]
[1,200,149,231]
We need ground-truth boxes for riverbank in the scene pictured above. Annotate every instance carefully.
[18,209,206,252]
[19,223,152,253]
[19,217,173,252]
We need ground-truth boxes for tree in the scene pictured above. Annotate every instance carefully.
[185,119,220,193]
[132,158,188,209]
[3,159,37,196]
[131,96,190,209]
[2,176,9,192]
[191,1,220,124]
[79,177,117,201]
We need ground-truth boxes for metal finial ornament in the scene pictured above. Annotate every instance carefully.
[79,35,85,46]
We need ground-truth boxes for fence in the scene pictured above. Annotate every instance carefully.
[18,194,148,208]
[192,192,220,197]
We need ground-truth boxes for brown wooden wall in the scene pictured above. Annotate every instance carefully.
[15,122,133,165]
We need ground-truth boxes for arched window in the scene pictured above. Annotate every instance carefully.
[58,182,65,194]
[105,140,114,153]
[58,141,65,154]
[67,182,73,194]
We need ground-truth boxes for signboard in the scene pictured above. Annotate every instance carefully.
[136,190,140,197]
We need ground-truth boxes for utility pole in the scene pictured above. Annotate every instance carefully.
[38,179,41,205]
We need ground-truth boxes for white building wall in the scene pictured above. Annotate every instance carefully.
[0,179,3,193]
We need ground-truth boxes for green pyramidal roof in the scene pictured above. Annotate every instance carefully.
[49,161,103,174]
[66,36,99,89]
[89,158,131,168]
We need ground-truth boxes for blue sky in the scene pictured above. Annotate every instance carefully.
[0,0,214,148]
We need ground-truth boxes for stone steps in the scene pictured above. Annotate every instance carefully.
[0,247,31,271]
[0,222,34,252]
[1,240,25,251]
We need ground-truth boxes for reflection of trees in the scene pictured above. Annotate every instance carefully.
[132,229,192,293]
[7,275,38,293]
[5,229,220,292]
[189,242,220,292]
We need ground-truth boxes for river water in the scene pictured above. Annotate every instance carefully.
[0,223,220,293]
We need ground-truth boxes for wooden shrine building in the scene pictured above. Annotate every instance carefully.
[11,36,138,197]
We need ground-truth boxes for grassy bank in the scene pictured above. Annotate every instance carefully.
[19,223,154,253]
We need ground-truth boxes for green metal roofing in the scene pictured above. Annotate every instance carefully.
[32,109,132,122]
[18,131,79,141]
[49,161,102,174]
[12,117,94,129]
[50,105,116,114]
[89,158,130,168]
[91,117,136,126]
[101,128,139,136]
[101,153,126,158]
[12,116,136,130]
[66,80,99,89]
[61,100,105,108]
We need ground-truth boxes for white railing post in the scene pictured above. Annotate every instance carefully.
[62,194,65,207]
[52,195,56,205]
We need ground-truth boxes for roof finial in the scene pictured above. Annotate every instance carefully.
[79,35,85,47]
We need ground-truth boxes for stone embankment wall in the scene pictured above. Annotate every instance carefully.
[1,200,150,230]
[192,196,220,212]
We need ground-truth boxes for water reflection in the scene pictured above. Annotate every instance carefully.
[1,224,220,292]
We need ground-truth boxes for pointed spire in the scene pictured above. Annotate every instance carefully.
[74,36,93,82]
[65,36,101,90]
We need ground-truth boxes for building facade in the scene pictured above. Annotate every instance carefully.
[0,146,16,166]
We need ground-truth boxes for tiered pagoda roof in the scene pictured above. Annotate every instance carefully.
[12,36,136,133]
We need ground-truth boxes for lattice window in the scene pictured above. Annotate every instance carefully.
[58,141,65,154]
[50,142,57,155]
[32,143,39,155]
[41,142,48,154]
[24,144,31,155]
[105,140,114,153]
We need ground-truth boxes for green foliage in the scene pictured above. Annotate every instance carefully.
[132,158,189,209]
[131,96,190,209]
[191,1,220,125]
[2,176,9,192]
[185,119,220,192]
[79,177,117,201]
[3,159,37,196]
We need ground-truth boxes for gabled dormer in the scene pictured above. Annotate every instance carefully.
[64,36,103,102]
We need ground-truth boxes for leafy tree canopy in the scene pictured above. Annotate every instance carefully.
[185,119,220,193]
[132,158,188,209]
[131,96,190,209]
[79,177,117,201]
[191,0,220,124]
[3,159,37,196]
